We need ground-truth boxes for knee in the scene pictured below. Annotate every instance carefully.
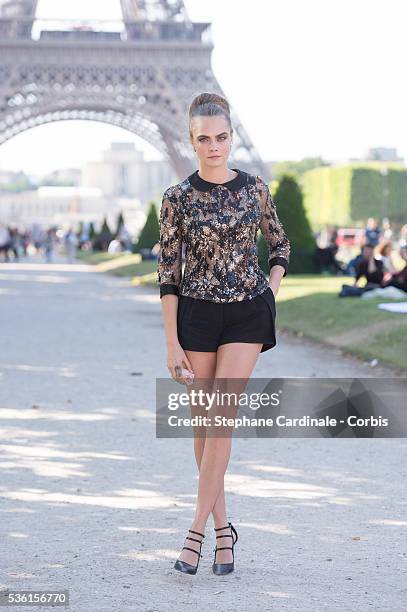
[193,426,207,439]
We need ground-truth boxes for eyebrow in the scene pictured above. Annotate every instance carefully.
[197,132,229,138]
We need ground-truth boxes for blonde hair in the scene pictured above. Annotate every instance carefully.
[188,92,232,141]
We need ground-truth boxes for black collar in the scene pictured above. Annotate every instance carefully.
[187,168,247,192]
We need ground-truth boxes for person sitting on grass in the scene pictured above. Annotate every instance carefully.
[353,244,386,290]
[382,246,407,294]
[398,227,407,262]
[375,240,398,275]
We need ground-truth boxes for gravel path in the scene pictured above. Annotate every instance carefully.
[0,257,405,612]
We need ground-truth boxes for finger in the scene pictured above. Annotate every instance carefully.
[182,357,193,372]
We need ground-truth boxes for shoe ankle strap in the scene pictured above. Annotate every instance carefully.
[214,522,231,531]
[186,536,204,544]
[182,546,203,558]
[214,522,238,545]
[189,528,205,538]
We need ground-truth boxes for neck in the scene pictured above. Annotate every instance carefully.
[197,165,236,183]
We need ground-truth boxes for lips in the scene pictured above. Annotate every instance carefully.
[208,155,221,159]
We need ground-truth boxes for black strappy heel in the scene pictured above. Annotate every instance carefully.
[173,528,205,575]
[212,521,238,575]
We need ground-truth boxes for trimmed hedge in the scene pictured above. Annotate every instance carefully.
[302,163,407,229]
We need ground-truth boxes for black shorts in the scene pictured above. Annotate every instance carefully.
[177,287,277,353]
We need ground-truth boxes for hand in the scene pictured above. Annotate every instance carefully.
[167,342,194,385]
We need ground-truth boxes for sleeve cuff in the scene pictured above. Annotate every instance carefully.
[160,284,180,298]
[269,257,288,277]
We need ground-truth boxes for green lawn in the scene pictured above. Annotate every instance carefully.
[76,250,157,277]
[351,324,407,372]
[109,260,157,277]
[276,275,407,372]
[75,251,124,265]
[82,252,406,372]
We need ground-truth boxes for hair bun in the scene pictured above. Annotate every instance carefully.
[189,92,230,116]
[188,92,232,137]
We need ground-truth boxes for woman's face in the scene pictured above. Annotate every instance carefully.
[190,115,232,168]
[363,246,374,259]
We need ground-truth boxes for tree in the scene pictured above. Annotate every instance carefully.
[93,216,112,252]
[258,174,317,274]
[133,202,159,254]
[115,211,125,237]
[89,222,96,241]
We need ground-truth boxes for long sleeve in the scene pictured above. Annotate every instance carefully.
[257,177,290,277]
[355,260,365,283]
[157,188,183,298]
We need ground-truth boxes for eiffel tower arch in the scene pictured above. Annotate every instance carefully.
[0,0,269,180]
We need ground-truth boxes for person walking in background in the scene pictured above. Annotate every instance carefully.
[64,227,78,263]
[0,223,11,262]
[8,227,21,261]
[118,224,132,251]
[382,217,393,241]
[44,228,55,263]
[364,217,381,248]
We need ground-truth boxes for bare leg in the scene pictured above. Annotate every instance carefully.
[177,343,262,566]
[186,351,228,529]
[176,350,227,565]
[194,441,228,526]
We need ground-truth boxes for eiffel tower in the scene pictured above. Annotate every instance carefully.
[0,0,269,179]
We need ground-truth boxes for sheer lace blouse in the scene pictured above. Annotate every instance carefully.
[157,168,290,303]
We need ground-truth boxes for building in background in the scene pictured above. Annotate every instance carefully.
[42,168,81,186]
[365,147,404,163]
[0,185,146,235]
[81,142,176,203]
[0,141,178,235]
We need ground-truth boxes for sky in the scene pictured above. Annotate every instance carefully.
[0,0,405,175]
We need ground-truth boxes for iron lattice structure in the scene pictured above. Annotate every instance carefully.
[0,0,269,179]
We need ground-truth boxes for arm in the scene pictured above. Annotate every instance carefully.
[257,177,290,295]
[157,188,183,347]
[354,260,364,286]
[157,189,192,379]
[157,188,183,298]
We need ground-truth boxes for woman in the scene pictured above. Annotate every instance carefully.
[383,245,407,293]
[157,92,290,576]
[400,226,407,272]
[375,240,397,276]
[353,244,385,288]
